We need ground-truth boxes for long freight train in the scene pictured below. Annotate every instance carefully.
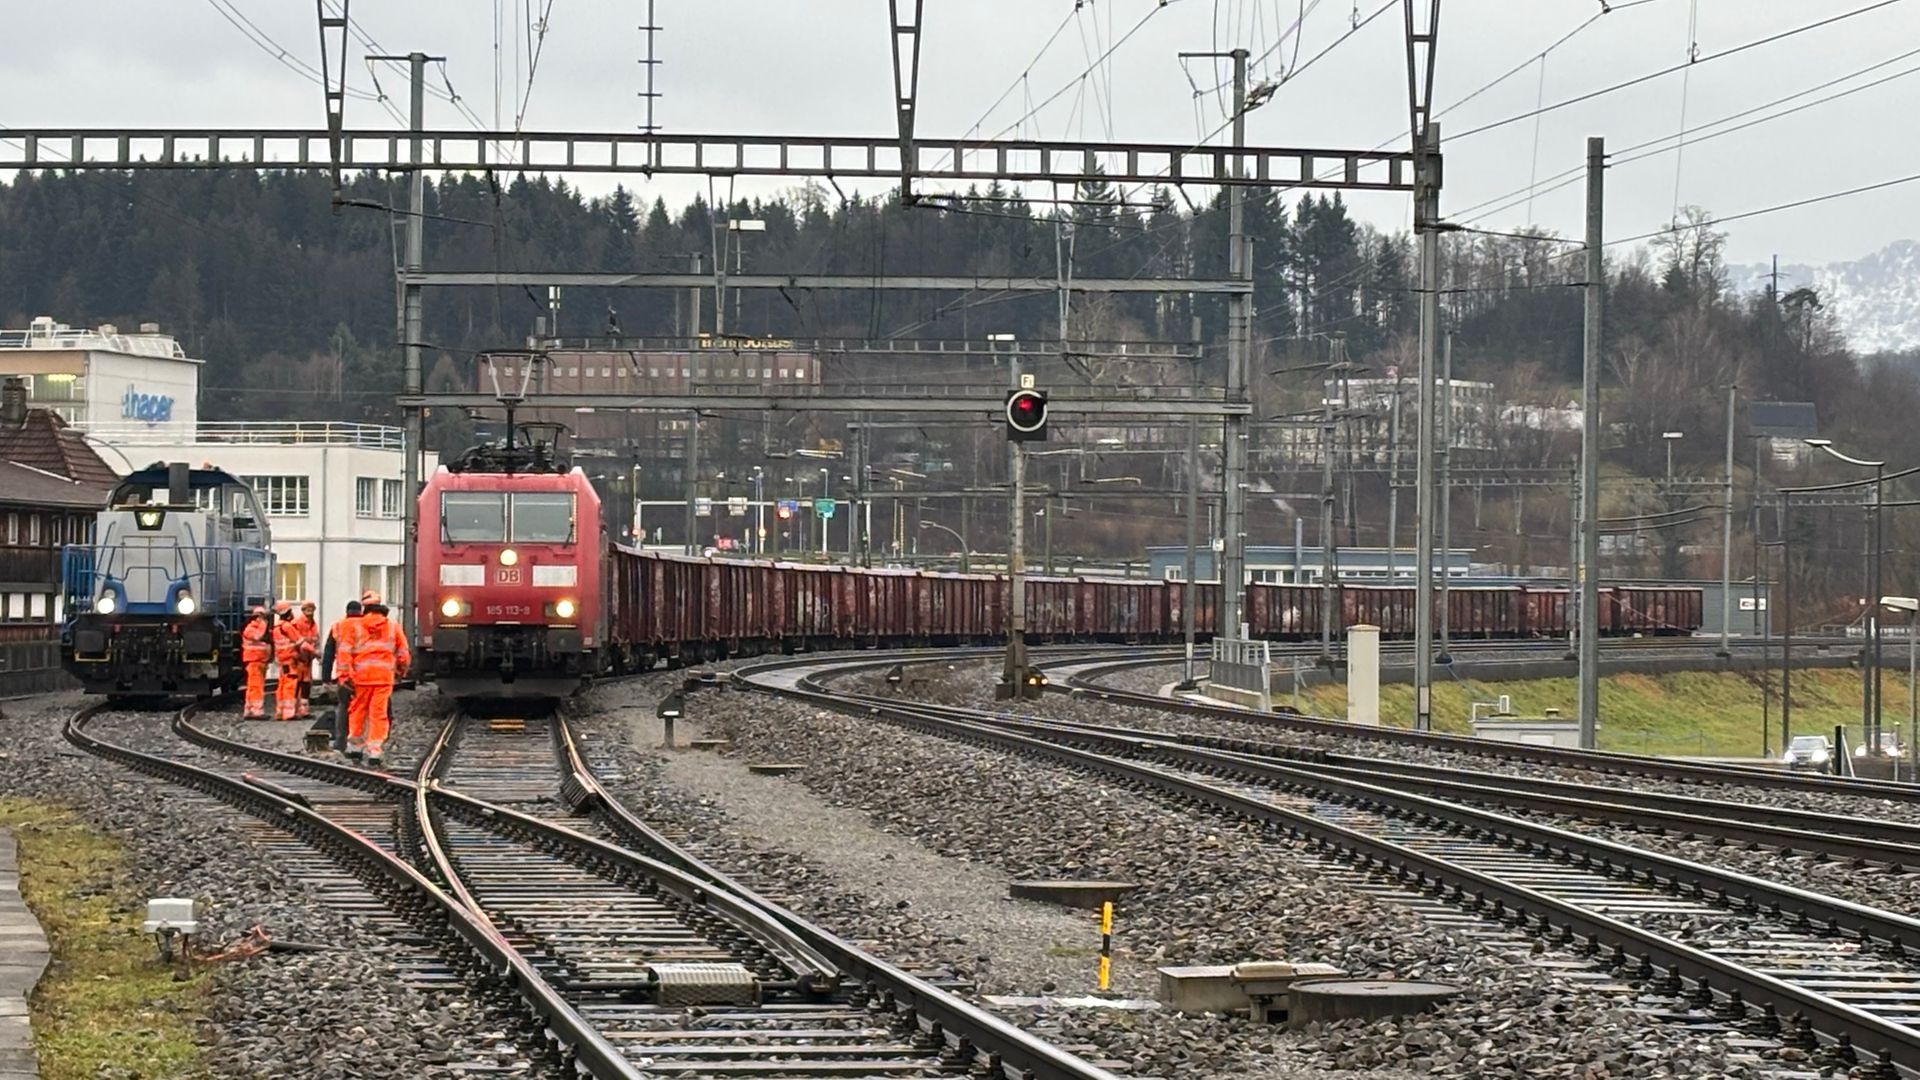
[414,448,1703,700]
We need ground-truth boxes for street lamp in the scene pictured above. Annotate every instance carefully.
[1806,438,1887,745]
[919,520,972,573]
[752,466,765,555]
[1885,595,1918,779]
[819,467,831,557]
[1661,431,1684,487]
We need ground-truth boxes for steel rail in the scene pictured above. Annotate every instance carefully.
[548,708,1127,1080]
[63,703,644,1080]
[845,696,1920,866]
[1060,657,1920,801]
[414,715,843,991]
[738,656,1918,1076]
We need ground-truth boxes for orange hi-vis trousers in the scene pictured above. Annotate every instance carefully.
[275,659,304,720]
[243,662,268,718]
[347,683,393,758]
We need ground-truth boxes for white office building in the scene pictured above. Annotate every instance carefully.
[0,317,200,433]
[82,422,436,624]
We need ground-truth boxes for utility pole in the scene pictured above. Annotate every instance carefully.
[1579,136,1605,750]
[1568,459,1580,660]
[1438,330,1454,662]
[1220,47,1251,641]
[1386,368,1402,582]
[1412,122,1441,732]
[1320,334,1343,665]
[1719,384,1736,656]
[683,411,700,556]
[1180,316,1202,691]
[399,51,428,637]
[688,252,703,336]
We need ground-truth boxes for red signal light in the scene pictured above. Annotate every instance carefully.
[1006,388,1048,441]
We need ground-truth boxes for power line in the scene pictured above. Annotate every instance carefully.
[1454,45,1920,227]
[1607,169,1920,248]
[203,0,377,100]
[1449,0,1906,143]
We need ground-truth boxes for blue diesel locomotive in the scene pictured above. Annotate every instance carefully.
[61,463,276,698]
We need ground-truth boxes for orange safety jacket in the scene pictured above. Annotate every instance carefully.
[241,618,272,663]
[326,615,360,682]
[291,614,319,660]
[273,619,303,665]
[348,611,410,687]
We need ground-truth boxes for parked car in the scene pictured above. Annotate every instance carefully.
[1781,734,1834,770]
[1854,732,1905,760]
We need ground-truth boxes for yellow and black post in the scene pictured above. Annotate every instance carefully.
[1097,900,1113,991]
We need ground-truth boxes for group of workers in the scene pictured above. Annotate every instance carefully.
[240,592,410,765]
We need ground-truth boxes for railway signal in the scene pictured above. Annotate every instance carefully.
[1005,388,1048,442]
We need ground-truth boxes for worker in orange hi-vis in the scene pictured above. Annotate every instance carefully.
[318,599,363,751]
[240,606,272,719]
[346,591,409,767]
[272,602,303,721]
[292,600,320,719]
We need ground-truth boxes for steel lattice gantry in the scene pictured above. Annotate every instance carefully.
[0,127,1420,192]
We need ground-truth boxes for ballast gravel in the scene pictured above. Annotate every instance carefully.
[573,668,1749,1079]
[900,657,1920,830]
[0,691,555,1080]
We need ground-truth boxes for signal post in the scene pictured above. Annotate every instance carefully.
[1000,351,1049,700]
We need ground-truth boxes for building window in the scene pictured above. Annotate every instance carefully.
[27,514,39,546]
[356,477,377,518]
[28,594,46,619]
[5,594,22,620]
[5,513,14,544]
[276,562,307,603]
[380,479,403,519]
[244,476,311,517]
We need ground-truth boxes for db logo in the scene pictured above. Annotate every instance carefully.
[497,567,522,584]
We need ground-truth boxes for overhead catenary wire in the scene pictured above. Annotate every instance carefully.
[1447,0,1905,144]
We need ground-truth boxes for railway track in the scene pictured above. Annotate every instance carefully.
[741,652,1920,1078]
[65,697,1121,1080]
[826,689,1920,868]
[1045,653,1920,803]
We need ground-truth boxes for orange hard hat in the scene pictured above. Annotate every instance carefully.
[251,605,267,616]
[273,600,291,613]
[360,590,382,605]
[300,599,316,610]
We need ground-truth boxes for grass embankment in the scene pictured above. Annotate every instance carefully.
[1284,667,1906,758]
[0,799,206,1080]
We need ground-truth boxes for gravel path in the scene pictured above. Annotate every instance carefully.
[573,668,1750,1079]
[0,690,555,1080]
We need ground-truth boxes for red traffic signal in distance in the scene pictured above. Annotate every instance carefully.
[1006,388,1049,442]
[776,504,793,520]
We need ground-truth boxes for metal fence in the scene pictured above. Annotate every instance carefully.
[1208,636,1272,710]
[0,640,71,698]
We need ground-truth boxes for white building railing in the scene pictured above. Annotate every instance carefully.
[0,327,188,359]
[77,421,405,451]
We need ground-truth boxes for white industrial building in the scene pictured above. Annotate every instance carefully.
[1,316,436,626]
[83,422,436,625]
[0,317,200,432]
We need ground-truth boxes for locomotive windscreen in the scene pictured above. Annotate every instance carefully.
[509,493,575,543]
[444,492,506,541]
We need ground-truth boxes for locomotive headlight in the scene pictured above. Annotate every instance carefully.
[499,548,519,566]
[440,597,464,618]
[175,594,196,615]
[96,592,117,615]
[136,509,164,530]
[555,598,577,620]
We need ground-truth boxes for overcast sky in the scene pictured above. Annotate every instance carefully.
[5,1,1917,268]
